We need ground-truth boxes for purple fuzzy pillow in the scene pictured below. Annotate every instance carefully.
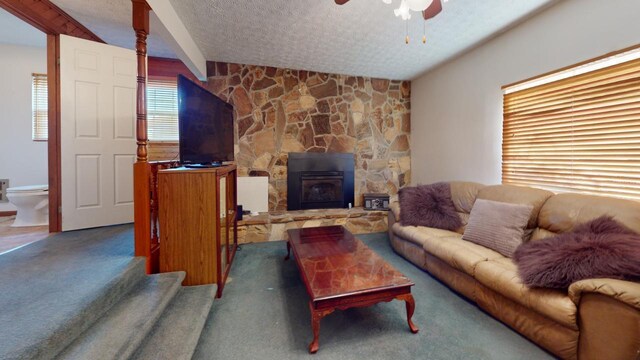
[514,216,640,289]
[398,182,462,231]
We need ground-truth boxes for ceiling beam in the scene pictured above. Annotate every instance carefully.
[146,0,207,81]
[0,0,103,41]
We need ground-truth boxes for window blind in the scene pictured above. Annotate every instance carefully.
[147,78,179,141]
[32,73,48,141]
[502,56,640,201]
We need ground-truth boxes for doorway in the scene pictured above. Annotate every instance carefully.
[0,8,50,253]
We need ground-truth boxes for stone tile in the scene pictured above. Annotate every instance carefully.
[372,78,390,92]
[390,134,410,151]
[252,129,276,155]
[309,79,338,99]
[252,77,276,90]
[236,207,389,244]
[311,114,331,135]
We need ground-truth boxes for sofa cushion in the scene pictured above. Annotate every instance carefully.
[530,227,557,241]
[448,182,485,233]
[450,181,485,214]
[477,184,553,229]
[537,193,640,235]
[514,216,640,289]
[474,258,578,329]
[398,183,463,231]
[391,222,460,248]
[462,199,533,257]
[421,235,504,276]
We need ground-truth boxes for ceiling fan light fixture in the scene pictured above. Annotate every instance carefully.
[406,0,434,12]
[394,0,412,20]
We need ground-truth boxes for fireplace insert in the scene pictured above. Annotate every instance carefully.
[287,153,355,210]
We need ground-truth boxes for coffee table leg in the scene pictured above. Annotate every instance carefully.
[397,293,419,334]
[309,304,334,354]
[284,241,291,261]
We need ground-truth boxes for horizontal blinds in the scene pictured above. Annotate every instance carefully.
[502,58,640,201]
[32,73,48,141]
[147,78,179,141]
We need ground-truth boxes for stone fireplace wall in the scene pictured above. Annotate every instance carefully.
[205,61,411,211]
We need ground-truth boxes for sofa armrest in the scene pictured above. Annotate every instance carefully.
[569,279,640,360]
[568,278,640,310]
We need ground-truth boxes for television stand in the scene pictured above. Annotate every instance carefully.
[184,162,223,168]
[158,164,238,297]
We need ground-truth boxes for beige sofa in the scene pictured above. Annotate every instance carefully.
[388,182,640,360]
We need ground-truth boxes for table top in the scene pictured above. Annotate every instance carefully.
[287,225,414,302]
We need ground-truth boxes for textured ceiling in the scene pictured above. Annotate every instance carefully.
[51,0,555,80]
[0,8,46,48]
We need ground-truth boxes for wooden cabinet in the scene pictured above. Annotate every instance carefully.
[158,165,237,297]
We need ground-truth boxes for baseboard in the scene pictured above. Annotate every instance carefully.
[0,211,17,217]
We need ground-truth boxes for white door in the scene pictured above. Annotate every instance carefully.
[59,35,137,231]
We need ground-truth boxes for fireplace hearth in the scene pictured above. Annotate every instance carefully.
[287,153,355,210]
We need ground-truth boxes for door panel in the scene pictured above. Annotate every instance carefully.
[114,155,135,205]
[75,154,101,208]
[113,87,136,139]
[60,35,136,231]
[74,82,100,138]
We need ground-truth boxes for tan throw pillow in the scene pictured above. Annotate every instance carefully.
[462,199,533,257]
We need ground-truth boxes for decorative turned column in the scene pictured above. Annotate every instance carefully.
[132,0,153,273]
[132,0,150,162]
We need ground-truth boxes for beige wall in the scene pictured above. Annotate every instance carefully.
[410,0,640,185]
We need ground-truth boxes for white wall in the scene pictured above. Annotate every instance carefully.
[411,0,640,185]
[0,43,48,211]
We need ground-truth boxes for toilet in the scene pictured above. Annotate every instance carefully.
[6,185,49,227]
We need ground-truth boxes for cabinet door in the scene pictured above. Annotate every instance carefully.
[219,175,228,273]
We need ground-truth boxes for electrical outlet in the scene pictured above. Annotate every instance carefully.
[0,179,8,203]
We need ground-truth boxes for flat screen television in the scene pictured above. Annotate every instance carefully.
[178,74,234,167]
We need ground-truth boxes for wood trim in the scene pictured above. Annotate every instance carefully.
[134,162,151,266]
[47,34,62,233]
[148,56,200,84]
[0,211,17,217]
[0,0,103,42]
[132,0,152,272]
[502,43,640,90]
[133,0,150,162]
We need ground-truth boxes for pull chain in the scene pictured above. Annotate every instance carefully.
[405,20,409,44]
[422,20,426,44]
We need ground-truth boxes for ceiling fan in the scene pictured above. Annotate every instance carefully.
[335,0,443,21]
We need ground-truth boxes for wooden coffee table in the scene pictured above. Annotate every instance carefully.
[285,225,418,353]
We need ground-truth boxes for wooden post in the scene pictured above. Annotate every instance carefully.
[47,34,62,233]
[132,0,153,273]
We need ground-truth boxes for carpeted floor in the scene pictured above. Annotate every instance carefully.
[194,232,554,360]
[0,224,137,358]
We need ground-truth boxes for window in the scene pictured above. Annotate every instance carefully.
[32,73,48,141]
[29,75,179,142]
[147,78,179,141]
[502,47,640,201]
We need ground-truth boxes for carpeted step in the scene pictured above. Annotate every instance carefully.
[133,284,217,360]
[0,255,146,360]
[57,271,185,360]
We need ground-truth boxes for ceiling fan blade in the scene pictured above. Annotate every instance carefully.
[422,0,442,20]
[335,0,350,4]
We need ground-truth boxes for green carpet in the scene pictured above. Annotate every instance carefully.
[193,232,554,360]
